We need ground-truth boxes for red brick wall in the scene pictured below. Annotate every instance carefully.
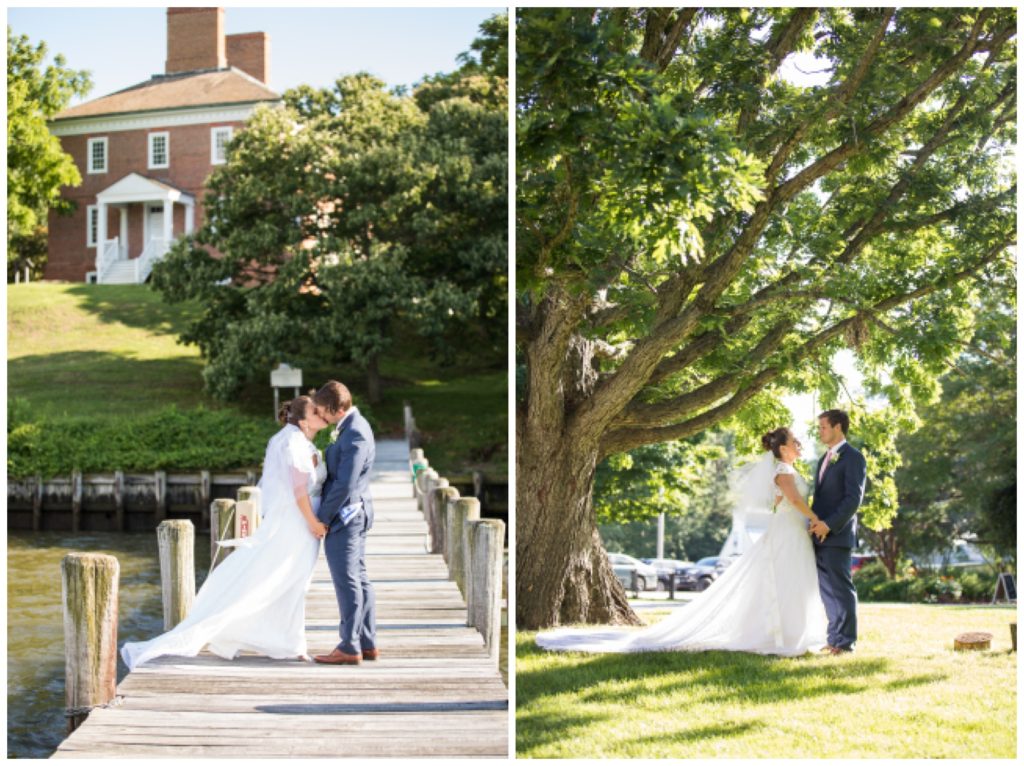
[227,33,269,84]
[45,121,243,281]
[166,7,225,74]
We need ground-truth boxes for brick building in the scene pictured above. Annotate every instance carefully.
[46,7,281,283]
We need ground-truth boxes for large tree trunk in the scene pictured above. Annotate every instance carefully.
[516,424,641,630]
[517,292,641,630]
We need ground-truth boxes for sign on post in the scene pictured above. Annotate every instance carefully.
[270,363,303,419]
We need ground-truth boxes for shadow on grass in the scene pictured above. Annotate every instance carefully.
[65,284,202,335]
[633,720,765,747]
[519,645,892,708]
[883,672,949,690]
[515,709,609,751]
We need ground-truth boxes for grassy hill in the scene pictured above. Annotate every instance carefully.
[7,283,506,477]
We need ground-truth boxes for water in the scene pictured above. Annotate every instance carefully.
[7,531,211,759]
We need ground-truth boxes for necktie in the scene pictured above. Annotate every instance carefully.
[818,449,833,482]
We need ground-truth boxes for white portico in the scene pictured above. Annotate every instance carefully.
[93,173,195,284]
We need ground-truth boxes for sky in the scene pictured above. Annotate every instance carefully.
[7,5,505,104]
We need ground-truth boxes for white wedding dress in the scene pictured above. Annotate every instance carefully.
[536,458,828,656]
[121,424,326,670]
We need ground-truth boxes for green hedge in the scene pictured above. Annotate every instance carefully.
[7,398,378,478]
[854,561,996,603]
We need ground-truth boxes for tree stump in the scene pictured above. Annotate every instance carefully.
[953,631,993,651]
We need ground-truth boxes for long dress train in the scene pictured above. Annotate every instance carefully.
[536,460,827,656]
[120,425,325,670]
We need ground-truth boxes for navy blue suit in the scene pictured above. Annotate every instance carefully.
[811,441,867,650]
[318,407,376,655]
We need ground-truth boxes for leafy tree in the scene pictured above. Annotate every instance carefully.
[597,431,736,561]
[7,27,91,279]
[516,8,1016,628]
[152,16,507,402]
[863,291,1016,573]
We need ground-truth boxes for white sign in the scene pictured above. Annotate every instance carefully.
[270,363,302,388]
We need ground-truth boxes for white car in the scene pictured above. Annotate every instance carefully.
[608,553,660,591]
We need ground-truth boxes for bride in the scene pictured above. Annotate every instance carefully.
[121,396,330,670]
[536,427,828,656]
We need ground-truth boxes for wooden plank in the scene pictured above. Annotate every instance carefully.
[52,439,508,759]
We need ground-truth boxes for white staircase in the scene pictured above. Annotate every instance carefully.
[101,259,141,284]
[95,237,168,284]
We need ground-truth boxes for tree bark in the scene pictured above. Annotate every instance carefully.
[517,311,640,630]
[516,423,640,630]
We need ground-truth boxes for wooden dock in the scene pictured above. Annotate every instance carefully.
[52,440,509,758]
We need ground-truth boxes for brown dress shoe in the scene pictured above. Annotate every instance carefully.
[313,648,362,665]
[363,648,380,661]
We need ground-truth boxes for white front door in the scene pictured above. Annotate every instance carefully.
[147,205,164,248]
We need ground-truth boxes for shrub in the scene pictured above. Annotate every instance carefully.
[855,560,998,604]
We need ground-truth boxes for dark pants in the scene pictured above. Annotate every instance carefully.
[324,510,376,655]
[815,545,857,649]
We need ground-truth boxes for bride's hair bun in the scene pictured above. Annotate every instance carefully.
[279,396,312,427]
[761,427,793,458]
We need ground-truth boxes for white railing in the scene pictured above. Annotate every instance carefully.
[96,238,120,284]
[134,238,167,284]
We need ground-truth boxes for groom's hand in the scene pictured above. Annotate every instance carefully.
[809,518,830,541]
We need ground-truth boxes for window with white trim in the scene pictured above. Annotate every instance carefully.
[148,132,169,169]
[211,127,233,165]
[86,205,98,247]
[87,138,107,174]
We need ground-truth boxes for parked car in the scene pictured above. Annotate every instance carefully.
[851,553,877,573]
[608,553,659,591]
[642,558,692,590]
[674,555,739,591]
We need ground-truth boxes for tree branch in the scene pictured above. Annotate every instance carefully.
[600,235,1014,456]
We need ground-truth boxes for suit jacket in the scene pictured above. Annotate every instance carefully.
[318,408,376,529]
[811,442,867,549]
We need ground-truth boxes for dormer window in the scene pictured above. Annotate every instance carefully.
[87,137,108,173]
[148,132,170,169]
[211,126,233,165]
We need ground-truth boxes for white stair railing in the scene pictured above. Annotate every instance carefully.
[134,238,167,284]
[96,238,120,284]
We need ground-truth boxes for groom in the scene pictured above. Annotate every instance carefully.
[809,409,867,655]
[311,380,378,665]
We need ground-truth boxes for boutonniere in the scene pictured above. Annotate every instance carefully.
[829,452,841,465]
[329,427,341,444]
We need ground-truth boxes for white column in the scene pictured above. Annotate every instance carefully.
[162,199,173,247]
[96,202,107,251]
[184,201,194,235]
[118,207,128,259]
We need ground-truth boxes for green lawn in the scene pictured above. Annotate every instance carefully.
[7,283,506,476]
[516,602,1017,758]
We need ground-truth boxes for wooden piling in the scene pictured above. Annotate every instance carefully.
[417,468,437,514]
[468,519,505,664]
[199,470,211,530]
[210,499,236,569]
[154,471,167,523]
[61,552,119,734]
[157,520,195,631]
[449,497,480,597]
[237,486,262,533]
[430,486,459,555]
[424,476,448,550]
[71,471,83,533]
[113,471,125,532]
[32,475,42,532]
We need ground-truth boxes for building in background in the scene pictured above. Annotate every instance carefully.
[46,7,280,283]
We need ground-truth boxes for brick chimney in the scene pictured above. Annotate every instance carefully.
[166,7,226,75]
[227,32,270,84]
